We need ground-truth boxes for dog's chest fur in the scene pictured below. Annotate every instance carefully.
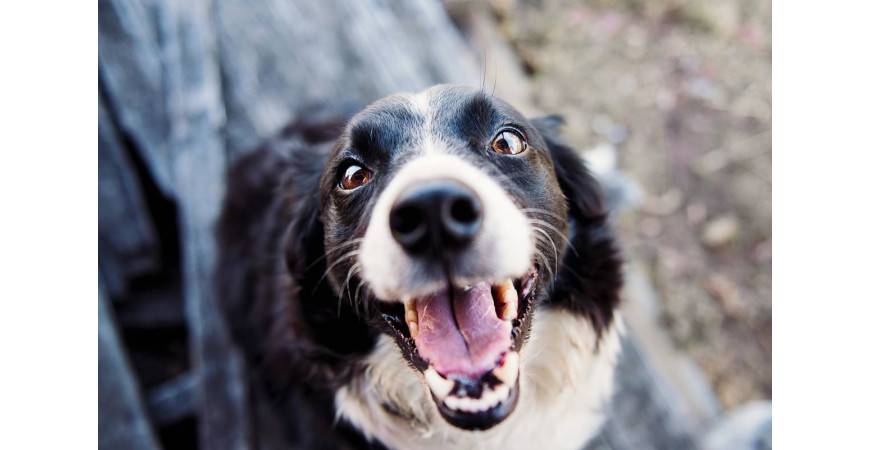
[335,308,622,450]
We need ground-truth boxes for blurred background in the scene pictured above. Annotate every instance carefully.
[98,0,770,448]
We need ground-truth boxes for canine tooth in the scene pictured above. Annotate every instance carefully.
[403,297,417,315]
[424,368,454,400]
[493,279,518,320]
[492,351,520,386]
[493,384,509,403]
[404,298,418,338]
[499,301,516,321]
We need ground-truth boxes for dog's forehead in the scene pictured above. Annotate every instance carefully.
[402,85,497,120]
[349,86,519,142]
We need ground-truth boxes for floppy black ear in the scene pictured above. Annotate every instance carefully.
[216,105,356,339]
[531,116,623,336]
[216,142,296,356]
[216,107,376,401]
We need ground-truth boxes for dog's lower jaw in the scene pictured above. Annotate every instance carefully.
[334,308,623,450]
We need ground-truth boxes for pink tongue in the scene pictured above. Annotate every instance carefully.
[414,282,511,378]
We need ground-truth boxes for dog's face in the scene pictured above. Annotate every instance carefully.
[317,85,570,430]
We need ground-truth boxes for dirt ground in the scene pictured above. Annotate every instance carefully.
[487,0,771,409]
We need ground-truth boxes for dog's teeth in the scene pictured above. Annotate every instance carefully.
[493,383,510,402]
[404,298,418,339]
[424,368,454,400]
[492,351,520,386]
[493,279,518,321]
[499,301,516,321]
[444,396,459,410]
[480,386,499,409]
[440,381,513,413]
[458,397,474,411]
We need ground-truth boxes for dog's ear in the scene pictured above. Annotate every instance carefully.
[531,115,623,335]
[217,108,376,399]
[270,136,378,395]
[216,143,296,351]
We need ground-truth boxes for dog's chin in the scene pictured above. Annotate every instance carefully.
[378,265,539,431]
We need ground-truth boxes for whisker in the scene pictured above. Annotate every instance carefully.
[553,260,583,283]
[530,226,559,262]
[490,54,498,98]
[532,244,556,283]
[533,248,555,283]
[338,263,360,316]
[305,238,364,271]
[353,275,367,311]
[314,250,360,292]
[529,228,557,279]
[528,219,578,256]
[353,283,374,317]
[520,208,564,220]
[363,286,375,316]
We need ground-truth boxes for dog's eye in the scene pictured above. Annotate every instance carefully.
[340,164,372,190]
[491,130,526,155]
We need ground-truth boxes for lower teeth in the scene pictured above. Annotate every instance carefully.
[424,351,520,413]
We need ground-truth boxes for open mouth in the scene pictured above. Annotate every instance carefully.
[381,265,539,430]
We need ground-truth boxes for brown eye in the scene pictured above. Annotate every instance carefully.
[491,130,526,155]
[340,164,372,190]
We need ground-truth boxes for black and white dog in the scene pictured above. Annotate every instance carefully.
[216,85,623,449]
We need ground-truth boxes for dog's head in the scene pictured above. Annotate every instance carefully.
[315,85,604,430]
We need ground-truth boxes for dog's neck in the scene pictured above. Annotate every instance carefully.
[335,307,622,450]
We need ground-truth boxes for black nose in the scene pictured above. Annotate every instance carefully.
[389,181,483,254]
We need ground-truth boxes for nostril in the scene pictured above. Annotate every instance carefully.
[390,203,429,253]
[392,205,424,235]
[449,197,479,225]
[442,193,482,243]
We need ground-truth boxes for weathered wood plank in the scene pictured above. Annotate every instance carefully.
[115,283,185,329]
[99,94,162,299]
[146,372,196,427]
[214,0,480,158]
[158,0,252,447]
[98,0,174,198]
[99,0,253,446]
[98,285,162,450]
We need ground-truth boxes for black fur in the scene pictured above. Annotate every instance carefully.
[532,116,624,335]
[215,88,622,447]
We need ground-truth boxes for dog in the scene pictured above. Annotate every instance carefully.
[216,84,623,449]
